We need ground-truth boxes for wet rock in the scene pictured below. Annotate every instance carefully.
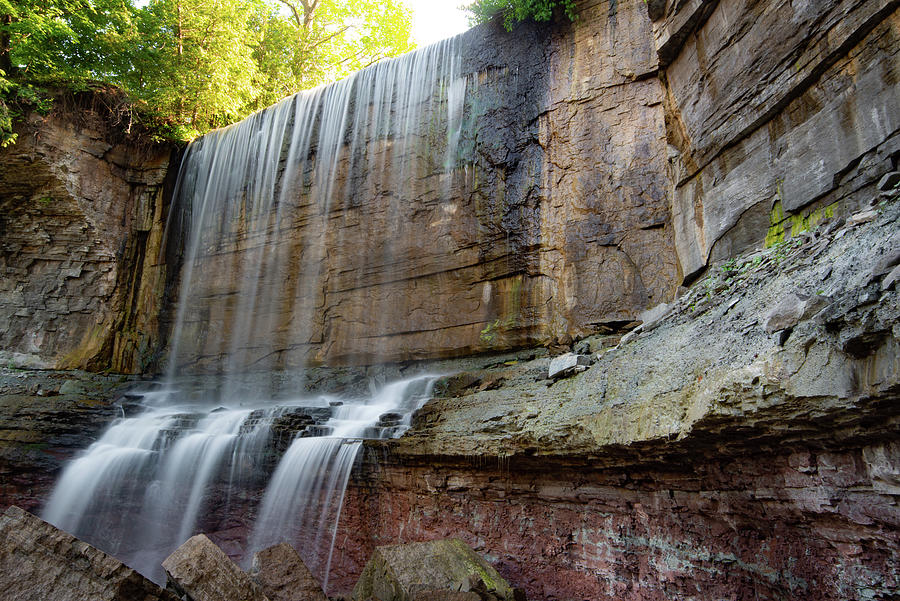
[547,353,591,380]
[378,412,403,427]
[249,543,327,601]
[162,534,269,601]
[351,539,515,601]
[0,505,177,601]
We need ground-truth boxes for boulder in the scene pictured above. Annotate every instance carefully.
[0,505,177,601]
[547,353,592,380]
[162,534,269,601]
[351,539,515,601]
[877,171,900,193]
[249,543,327,601]
[763,292,830,335]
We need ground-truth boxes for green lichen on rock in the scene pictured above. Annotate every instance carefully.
[766,199,837,248]
[352,538,515,601]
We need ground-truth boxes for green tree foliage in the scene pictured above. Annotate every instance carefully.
[0,0,414,141]
[465,0,576,31]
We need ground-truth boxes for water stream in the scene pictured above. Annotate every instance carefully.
[42,37,465,588]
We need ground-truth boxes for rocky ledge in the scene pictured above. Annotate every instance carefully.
[335,193,900,600]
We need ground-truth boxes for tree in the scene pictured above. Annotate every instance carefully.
[126,0,261,133]
[0,0,416,141]
[464,0,576,31]
[252,0,413,107]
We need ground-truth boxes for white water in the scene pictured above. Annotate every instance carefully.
[43,375,436,585]
[43,37,465,588]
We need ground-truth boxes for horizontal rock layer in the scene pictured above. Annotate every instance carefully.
[663,0,900,279]
[329,198,900,600]
[0,91,177,373]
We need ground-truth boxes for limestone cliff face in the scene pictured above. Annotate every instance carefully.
[337,188,900,601]
[1,0,896,371]
[168,2,678,371]
[167,0,900,369]
[658,0,900,280]
[0,92,177,373]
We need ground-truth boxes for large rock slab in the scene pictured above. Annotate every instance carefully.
[352,539,515,601]
[0,505,176,601]
[249,543,327,601]
[662,0,900,279]
[162,534,269,601]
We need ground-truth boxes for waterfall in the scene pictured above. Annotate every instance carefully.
[43,37,465,588]
[166,36,466,379]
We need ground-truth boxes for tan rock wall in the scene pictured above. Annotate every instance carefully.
[172,0,679,371]
[0,95,176,372]
[657,0,900,279]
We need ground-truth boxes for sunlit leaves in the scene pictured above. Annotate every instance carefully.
[464,0,576,31]
[0,0,415,139]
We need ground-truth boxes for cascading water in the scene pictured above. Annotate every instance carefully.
[42,37,466,589]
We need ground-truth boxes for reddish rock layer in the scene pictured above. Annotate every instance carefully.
[336,445,898,601]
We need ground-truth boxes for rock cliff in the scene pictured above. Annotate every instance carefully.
[0,0,898,600]
[337,193,900,600]
[0,90,177,373]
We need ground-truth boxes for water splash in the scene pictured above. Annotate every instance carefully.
[43,375,435,584]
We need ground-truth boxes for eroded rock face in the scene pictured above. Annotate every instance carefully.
[328,199,900,600]
[658,0,900,280]
[0,91,176,373]
[0,505,177,601]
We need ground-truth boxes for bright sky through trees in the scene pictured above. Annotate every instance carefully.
[405,0,470,46]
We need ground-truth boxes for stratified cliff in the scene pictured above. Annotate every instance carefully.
[340,192,899,601]
[0,0,897,599]
[0,90,178,373]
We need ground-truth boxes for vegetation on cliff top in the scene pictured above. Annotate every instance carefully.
[0,0,580,146]
[0,0,414,144]
[465,0,577,31]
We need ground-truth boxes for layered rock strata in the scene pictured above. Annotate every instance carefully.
[0,368,133,512]
[331,198,900,600]
[0,90,177,372]
[658,0,900,280]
